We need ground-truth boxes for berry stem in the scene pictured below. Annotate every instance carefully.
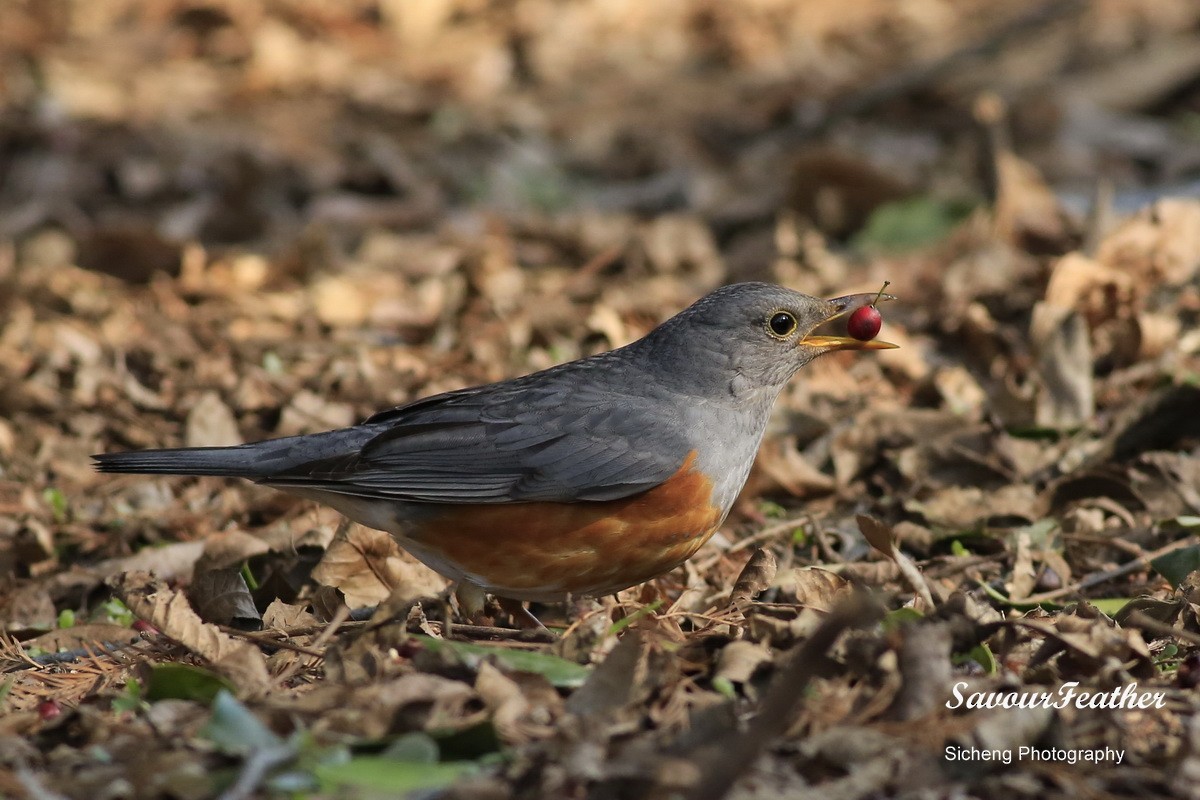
[871,280,891,308]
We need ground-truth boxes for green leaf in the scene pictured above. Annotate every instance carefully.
[240,561,260,591]
[112,679,147,714]
[881,607,924,631]
[757,500,786,519]
[315,757,474,795]
[43,487,68,523]
[607,600,663,636]
[973,580,1062,611]
[95,597,134,627]
[950,540,970,557]
[1088,598,1133,617]
[1172,516,1200,529]
[953,642,997,674]
[201,690,283,755]
[1151,545,1200,588]
[381,733,441,764]
[853,196,974,253]
[57,608,76,629]
[147,663,236,705]
[711,676,736,700]
[414,636,590,688]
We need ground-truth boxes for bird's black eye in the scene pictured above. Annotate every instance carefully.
[768,311,797,337]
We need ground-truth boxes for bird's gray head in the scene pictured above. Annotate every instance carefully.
[640,282,896,398]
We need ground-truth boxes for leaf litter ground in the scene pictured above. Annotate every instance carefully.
[3,2,1200,798]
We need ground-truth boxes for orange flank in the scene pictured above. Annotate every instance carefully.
[411,451,722,597]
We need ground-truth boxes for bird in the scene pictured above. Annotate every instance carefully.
[94,282,895,606]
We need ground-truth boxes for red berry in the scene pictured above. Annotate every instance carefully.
[847,304,882,340]
[37,700,62,721]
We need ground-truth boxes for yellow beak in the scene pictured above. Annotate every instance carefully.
[800,291,899,351]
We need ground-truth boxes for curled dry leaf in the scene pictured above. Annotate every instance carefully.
[312,673,486,741]
[729,548,777,610]
[108,571,270,694]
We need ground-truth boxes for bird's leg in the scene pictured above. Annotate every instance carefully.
[497,596,547,630]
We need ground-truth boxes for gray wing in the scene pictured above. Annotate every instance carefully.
[264,363,691,504]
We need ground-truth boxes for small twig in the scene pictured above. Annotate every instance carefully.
[433,622,556,644]
[219,627,325,658]
[727,515,813,554]
[274,604,351,685]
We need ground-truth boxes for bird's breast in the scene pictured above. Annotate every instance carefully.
[401,450,724,599]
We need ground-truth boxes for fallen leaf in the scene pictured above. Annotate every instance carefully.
[109,571,270,694]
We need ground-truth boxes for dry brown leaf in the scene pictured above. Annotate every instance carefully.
[989,130,1071,251]
[312,673,485,740]
[857,514,896,560]
[566,630,649,717]
[277,389,356,437]
[783,567,851,612]
[856,515,935,610]
[1096,199,1200,285]
[196,529,271,572]
[729,548,777,610]
[751,437,836,497]
[1007,529,1038,603]
[312,524,446,610]
[475,662,560,744]
[186,567,261,629]
[714,640,772,686]
[261,598,320,630]
[109,571,270,694]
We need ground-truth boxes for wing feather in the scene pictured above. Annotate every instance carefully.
[262,358,690,504]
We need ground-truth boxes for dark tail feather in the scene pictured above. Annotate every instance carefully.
[93,427,379,480]
[92,445,272,478]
